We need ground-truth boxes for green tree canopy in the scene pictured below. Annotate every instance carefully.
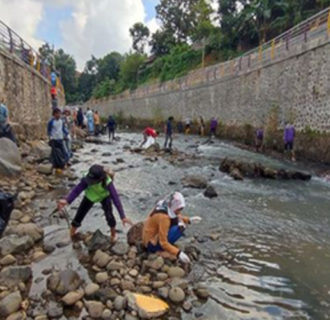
[129,23,150,53]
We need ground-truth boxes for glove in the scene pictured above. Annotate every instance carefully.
[178,251,191,264]
[190,216,202,224]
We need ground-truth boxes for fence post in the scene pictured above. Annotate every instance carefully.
[328,10,330,36]
[271,39,275,59]
[258,43,263,61]
[7,27,14,53]
[286,33,290,50]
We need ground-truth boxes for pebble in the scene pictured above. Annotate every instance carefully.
[169,287,185,303]
[167,267,185,278]
[85,283,100,296]
[96,272,109,284]
[114,296,126,311]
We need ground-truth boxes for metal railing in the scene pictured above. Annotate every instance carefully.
[0,19,52,79]
[107,6,330,102]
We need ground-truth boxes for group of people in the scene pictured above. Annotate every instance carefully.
[57,164,200,264]
[255,123,296,161]
[76,107,102,136]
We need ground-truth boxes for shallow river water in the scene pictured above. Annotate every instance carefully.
[33,133,330,320]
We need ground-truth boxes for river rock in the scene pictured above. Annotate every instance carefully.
[6,311,26,320]
[93,250,111,268]
[194,286,209,299]
[148,256,164,270]
[10,210,24,221]
[85,283,100,297]
[8,223,44,242]
[47,301,63,318]
[0,138,22,176]
[156,273,168,281]
[102,309,112,319]
[30,141,51,160]
[47,270,81,295]
[158,287,169,299]
[230,168,244,180]
[114,296,127,311]
[37,163,53,175]
[129,269,139,277]
[0,266,32,286]
[182,301,193,312]
[127,222,144,246]
[62,289,84,305]
[204,185,218,198]
[111,241,129,256]
[85,300,105,318]
[169,287,185,303]
[0,291,22,317]
[126,292,168,319]
[181,175,208,189]
[107,261,125,271]
[167,267,185,278]
[0,234,34,255]
[121,280,135,291]
[96,272,109,284]
[87,230,110,251]
[0,254,16,266]
[32,251,47,262]
[95,288,117,302]
[152,281,165,289]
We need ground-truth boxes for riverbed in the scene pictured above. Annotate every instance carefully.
[33,132,330,319]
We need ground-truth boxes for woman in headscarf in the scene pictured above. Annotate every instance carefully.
[142,192,201,264]
[86,108,94,134]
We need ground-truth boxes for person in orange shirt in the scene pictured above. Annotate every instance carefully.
[143,192,202,264]
[94,111,101,136]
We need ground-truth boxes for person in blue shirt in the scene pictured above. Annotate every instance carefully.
[107,115,116,141]
[164,116,174,149]
[0,98,17,144]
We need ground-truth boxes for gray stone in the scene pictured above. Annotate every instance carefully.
[181,175,208,189]
[37,163,53,175]
[0,254,16,266]
[47,270,81,296]
[0,234,34,255]
[31,141,51,159]
[167,267,185,278]
[95,272,109,284]
[0,266,32,286]
[85,283,100,297]
[148,256,164,270]
[47,301,63,318]
[0,138,22,176]
[85,300,105,318]
[8,223,44,242]
[93,250,111,268]
[107,261,124,271]
[61,289,84,305]
[0,291,22,317]
[87,230,110,251]
[111,241,129,256]
[169,287,185,303]
[204,185,218,198]
[102,309,112,319]
[114,296,127,311]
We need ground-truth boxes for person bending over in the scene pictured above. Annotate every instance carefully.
[57,164,133,241]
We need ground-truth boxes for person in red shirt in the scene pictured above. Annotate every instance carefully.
[140,127,159,148]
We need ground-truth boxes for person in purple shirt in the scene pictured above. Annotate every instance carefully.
[57,164,133,241]
[210,117,218,138]
[284,123,296,161]
[255,128,264,152]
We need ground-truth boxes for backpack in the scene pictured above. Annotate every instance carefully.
[0,191,16,237]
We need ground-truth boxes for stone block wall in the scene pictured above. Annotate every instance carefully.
[85,31,330,133]
[0,48,65,140]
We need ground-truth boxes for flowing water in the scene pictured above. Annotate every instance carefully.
[33,133,330,320]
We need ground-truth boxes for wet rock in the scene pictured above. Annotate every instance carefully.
[209,233,220,241]
[96,272,109,284]
[116,158,125,163]
[0,254,17,266]
[47,301,63,318]
[62,289,84,305]
[194,285,209,299]
[111,241,129,256]
[37,163,53,175]
[181,175,207,189]
[32,251,47,262]
[93,250,111,268]
[47,270,81,296]
[126,292,168,319]
[0,291,22,317]
[127,222,144,246]
[0,266,32,286]
[148,256,164,270]
[102,152,112,157]
[169,287,185,303]
[85,300,105,318]
[182,301,192,312]
[0,138,22,176]
[114,296,127,311]
[8,223,44,242]
[56,239,71,248]
[0,234,34,255]
[167,267,185,278]
[87,230,110,252]
[203,185,218,198]
[158,287,169,299]
[43,244,55,254]
[85,283,100,297]
[230,168,244,180]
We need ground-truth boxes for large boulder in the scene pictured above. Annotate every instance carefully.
[0,265,32,286]
[0,234,34,255]
[7,223,44,242]
[47,270,82,296]
[30,141,51,160]
[86,230,110,252]
[181,175,208,189]
[0,138,22,176]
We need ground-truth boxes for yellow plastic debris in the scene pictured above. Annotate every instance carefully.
[134,293,169,312]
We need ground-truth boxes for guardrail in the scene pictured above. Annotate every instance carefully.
[104,6,330,102]
[0,19,52,80]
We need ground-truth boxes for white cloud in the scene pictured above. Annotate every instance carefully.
[0,0,43,49]
[59,0,148,70]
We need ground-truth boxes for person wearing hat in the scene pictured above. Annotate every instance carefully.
[57,164,133,241]
[143,192,202,264]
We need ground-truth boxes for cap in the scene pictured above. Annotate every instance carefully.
[85,165,106,185]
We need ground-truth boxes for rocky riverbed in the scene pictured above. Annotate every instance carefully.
[1,133,330,319]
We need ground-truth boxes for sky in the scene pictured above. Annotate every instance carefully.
[0,0,161,70]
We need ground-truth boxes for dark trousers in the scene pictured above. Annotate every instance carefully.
[0,124,17,145]
[108,128,115,140]
[164,134,172,149]
[72,196,116,228]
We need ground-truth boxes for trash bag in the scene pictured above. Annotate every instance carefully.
[143,136,155,149]
[0,191,16,237]
[50,140,66,169]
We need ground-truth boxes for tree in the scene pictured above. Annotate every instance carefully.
[38,42,54,66]
[97,52,123,82]
[150,29,176,56]
[54,49,77,103]
[118,53,146,90]
[129,23,150,53]
[92,78,116,99]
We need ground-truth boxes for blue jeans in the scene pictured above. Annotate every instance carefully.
[147,225,184,253]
